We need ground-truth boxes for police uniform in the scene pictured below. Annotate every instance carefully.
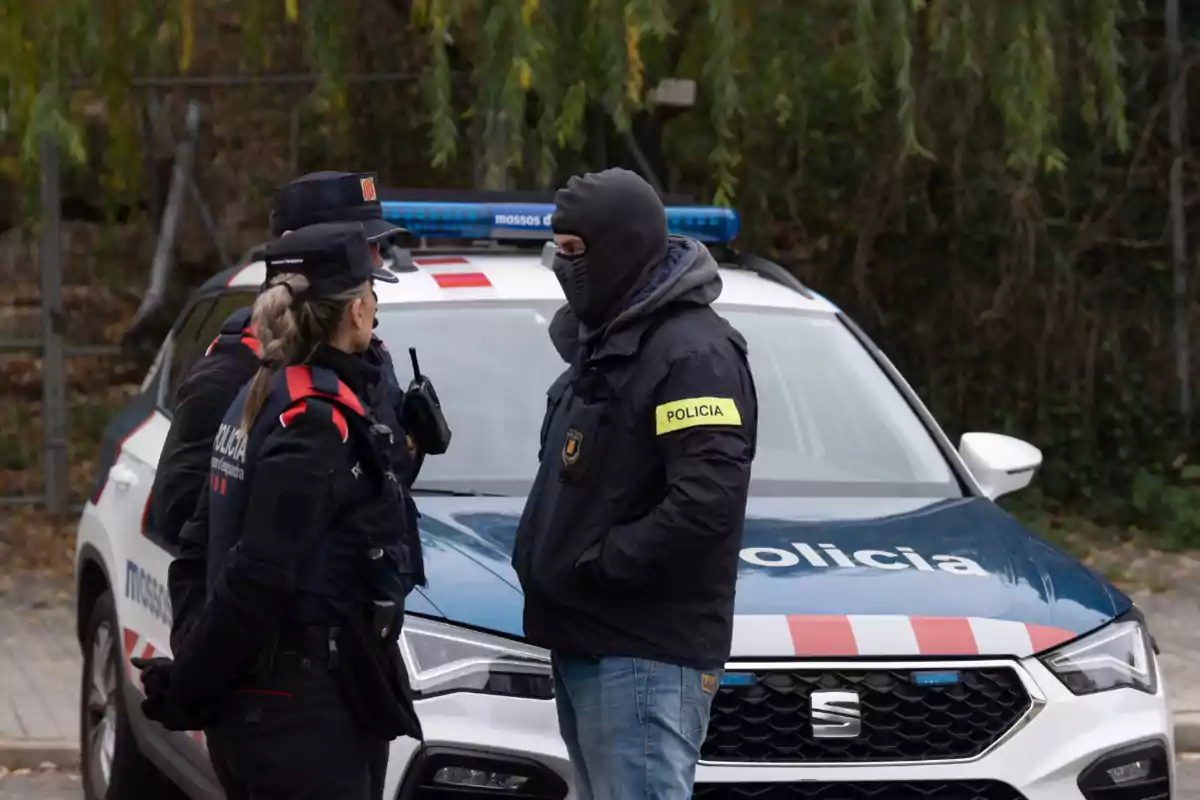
[160,171,427,656]
[513,170,759,671]
[513,298,758,668]
[156,308,262,654]
[150,224,422,800]
[155,307,259,553]
[512,167,758,800]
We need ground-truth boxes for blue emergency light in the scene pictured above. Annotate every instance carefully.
[380,200,740,245]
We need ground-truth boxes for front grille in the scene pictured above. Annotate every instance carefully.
[703,667,1031,763]
[694,780,1026,799]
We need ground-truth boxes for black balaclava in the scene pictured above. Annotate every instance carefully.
[550,168,669,328]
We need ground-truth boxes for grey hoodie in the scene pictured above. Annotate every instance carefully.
[549,235,722,364]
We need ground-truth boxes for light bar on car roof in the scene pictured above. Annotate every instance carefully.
[380,201,740,244]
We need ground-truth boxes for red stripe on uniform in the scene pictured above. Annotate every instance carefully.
[433,272,491,288]
[333,383,365,416]
[283,366,365,416]
[330,408,349,442]
[787,615,858,656]
[1025,624,1075,654]
[123,628,139,657]
[910,617,979,656]
[280,401,308,428]
[241,336,263,356]
[414,256,469,266]
[140,643,155,660]
[284,366,312,402]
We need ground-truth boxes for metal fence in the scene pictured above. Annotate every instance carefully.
[0,72,440,514]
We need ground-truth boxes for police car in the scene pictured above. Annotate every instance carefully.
[74,197,1174,800]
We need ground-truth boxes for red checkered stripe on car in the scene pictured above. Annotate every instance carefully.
[731,614,1077,658]
[123,626,207,748]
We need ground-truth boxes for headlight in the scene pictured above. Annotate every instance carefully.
[1040,614,1157,696]
[399,615,554,700]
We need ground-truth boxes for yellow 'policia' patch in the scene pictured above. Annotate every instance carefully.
[655,397,741,435]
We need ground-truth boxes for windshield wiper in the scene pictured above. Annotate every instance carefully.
[410,487,506,498]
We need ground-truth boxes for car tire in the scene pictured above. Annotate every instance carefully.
[80,590,179,800]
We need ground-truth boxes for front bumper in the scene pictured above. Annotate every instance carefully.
[383,657,1175,800]
[383,693,573,798]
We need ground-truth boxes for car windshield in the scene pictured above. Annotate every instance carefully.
[375,300,961,499]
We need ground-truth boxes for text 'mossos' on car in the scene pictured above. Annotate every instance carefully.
[75,191,1173,800]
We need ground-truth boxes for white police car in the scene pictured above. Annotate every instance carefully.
[74,197,1174,800]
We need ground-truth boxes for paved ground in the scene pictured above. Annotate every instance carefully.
[0,575,77,756]
[0,767,80,799]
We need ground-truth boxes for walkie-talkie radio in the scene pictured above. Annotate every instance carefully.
[401,347,452,455]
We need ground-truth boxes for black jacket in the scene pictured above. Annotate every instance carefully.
[161,308,421,654]
[512,238,758,669]
[169,345,417,713]
[156,309,260,654]
[153,308,260,553]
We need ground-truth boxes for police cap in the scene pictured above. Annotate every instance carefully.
[270,171,401,242]
[262,222,399,299]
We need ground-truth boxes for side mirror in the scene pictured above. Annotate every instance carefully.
[958,432,1042,500]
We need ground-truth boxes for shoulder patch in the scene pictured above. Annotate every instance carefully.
[279,400,309,428]
[330,407,349,443]
[655,396,741,435]
[283,365,366,416]
[278,399,350,443]
[205,333,262,358]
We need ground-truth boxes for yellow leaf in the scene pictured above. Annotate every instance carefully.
[179,0,194,72]
[521,0,539,29]
[286,0,300,22]
[516,58,533,91]
[625,5,643,104]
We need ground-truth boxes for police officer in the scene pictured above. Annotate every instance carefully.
[511,168,759,800]
[150,172,442,800]
[160,170,429,656]
[136,222,423,800]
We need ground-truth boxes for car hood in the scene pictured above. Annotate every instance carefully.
[408,495,1130,659]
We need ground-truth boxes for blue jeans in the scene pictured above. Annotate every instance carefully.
[552,654,721,800]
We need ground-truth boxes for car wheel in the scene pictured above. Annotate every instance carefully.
[80,590,177,799]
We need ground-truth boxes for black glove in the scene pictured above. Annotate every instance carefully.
[131,656,173,697]
[131,656,209,732]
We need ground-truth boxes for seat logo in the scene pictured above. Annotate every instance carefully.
[361,177,377,202]
[811,690,861,738]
